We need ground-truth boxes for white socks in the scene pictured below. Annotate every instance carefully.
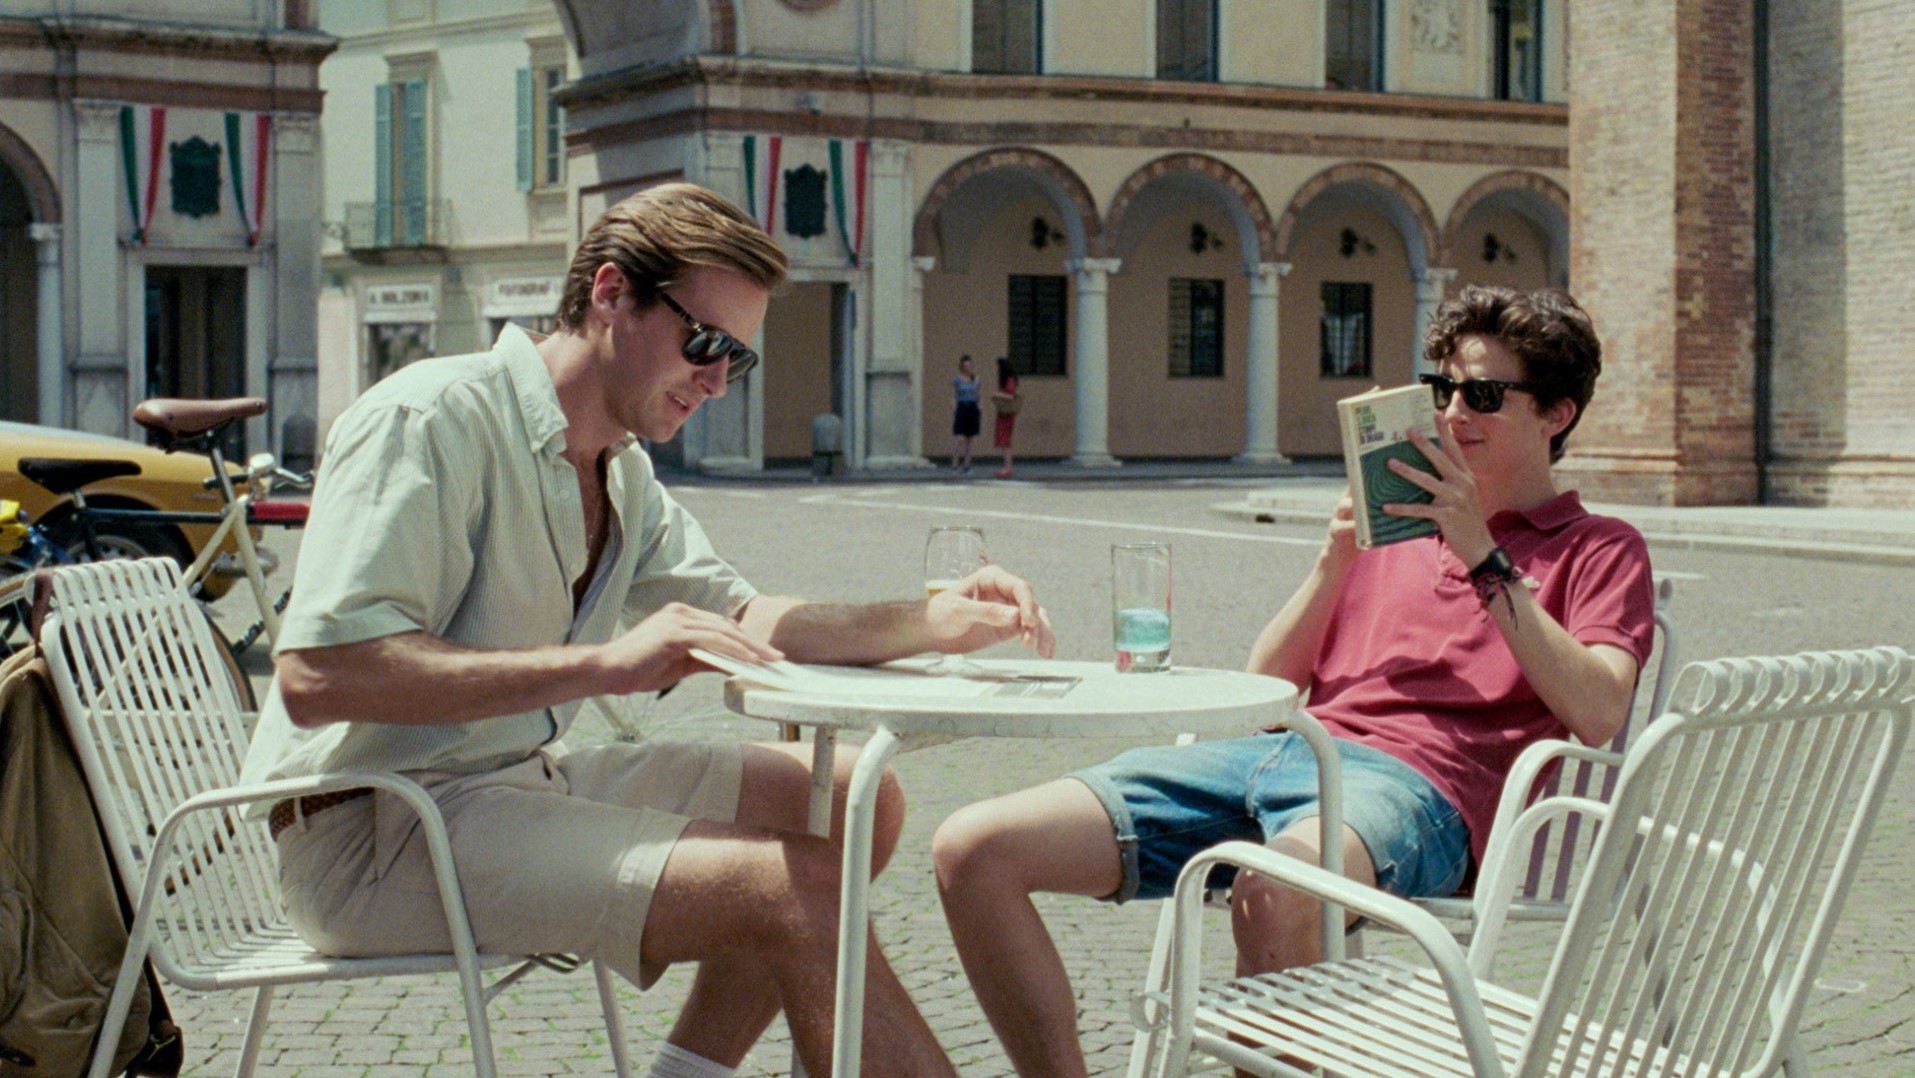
[647,1042,735,1078]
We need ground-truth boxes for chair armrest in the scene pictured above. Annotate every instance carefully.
[1164,841,1505,1078]
[144,770,487,974]
[1467,796,1608,978]
[1488,738,1624,845]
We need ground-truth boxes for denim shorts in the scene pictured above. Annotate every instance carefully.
[1069,729,1470,903]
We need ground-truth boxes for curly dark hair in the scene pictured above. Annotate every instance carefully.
[1423,285,1602,462]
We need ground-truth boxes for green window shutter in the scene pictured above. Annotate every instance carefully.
[401,78,428,243]
[515,67,534,192]
[374,82,392,245]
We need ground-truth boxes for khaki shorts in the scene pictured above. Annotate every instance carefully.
[276,739,744,989]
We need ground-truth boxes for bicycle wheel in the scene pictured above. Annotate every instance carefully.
[200,609,259,713]
[0,569,31,659]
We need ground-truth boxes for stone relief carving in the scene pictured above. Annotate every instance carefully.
[1411,0,1464,55]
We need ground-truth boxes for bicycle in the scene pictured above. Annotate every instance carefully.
[0,398,311,701]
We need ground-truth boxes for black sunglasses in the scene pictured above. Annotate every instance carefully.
[658,293,760,383]
[1418,373,1543,415]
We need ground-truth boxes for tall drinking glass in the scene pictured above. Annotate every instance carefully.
[1112,542,1172,673]
[924,525,988,676]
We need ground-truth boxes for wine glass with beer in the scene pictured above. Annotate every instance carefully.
[923,525,988,676]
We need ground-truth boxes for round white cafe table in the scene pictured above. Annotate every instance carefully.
[721,658,1342,1078]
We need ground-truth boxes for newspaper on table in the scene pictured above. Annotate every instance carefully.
[691,649,1080,699]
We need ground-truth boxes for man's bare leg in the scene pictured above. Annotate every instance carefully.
[662,741,907,1068]
[932,778,1124,1078]
[642,813,948,1078]
[1229,816,1375,974]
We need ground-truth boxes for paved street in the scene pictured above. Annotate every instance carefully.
[181,475,1915,1076]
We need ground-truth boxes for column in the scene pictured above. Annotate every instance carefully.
[861,140,922,469]
[29,223,63,426]
[269,113,322,462]
[910,255,936,465]
[687,132,755,470]
[1412,267,1456,377]
[72,100,128,436]
[1237,261,1291,465]
[1067,257,1121,467]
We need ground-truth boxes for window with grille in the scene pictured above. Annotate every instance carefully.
[1325,0,1383,91]
[974,0,1042,74]
[1008,274,1067,376]
[1157,0,1218,81]
[1168,278,1224,377]
[1492,0,1544,102]
[1320,281,1373,377]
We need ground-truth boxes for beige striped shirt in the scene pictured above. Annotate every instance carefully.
[241,325,755,788]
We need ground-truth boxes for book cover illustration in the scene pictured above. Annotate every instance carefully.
[1336,384,1443,549]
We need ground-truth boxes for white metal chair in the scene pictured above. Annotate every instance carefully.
[40,558,635,1078]
[1394,578,1680,959]
[1126,582,1676,1076]
[1135,645,1912,1077]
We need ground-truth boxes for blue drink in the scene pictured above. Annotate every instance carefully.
[1114,606,1172,673]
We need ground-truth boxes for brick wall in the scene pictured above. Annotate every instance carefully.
[1563,0,1758,505]
[1766,0,1915,507]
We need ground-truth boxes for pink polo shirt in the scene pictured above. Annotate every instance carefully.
[1304,491,1655,867]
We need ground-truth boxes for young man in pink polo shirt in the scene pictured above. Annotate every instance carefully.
[933,285,1657,1077]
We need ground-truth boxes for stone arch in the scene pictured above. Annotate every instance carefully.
[1442,169,1570,286]
[0,122,60,224]
[1103,153,1277,272]
[1273,161,1440,274]
[913,148,1100,267]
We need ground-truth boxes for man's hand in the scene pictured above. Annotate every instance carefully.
[926,565,1056,658]
[1383,420,1497,567]
[1323,487,1360,570]
[597,601,785,695]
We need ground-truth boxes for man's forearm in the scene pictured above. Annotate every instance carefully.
[278,632,612,729]
[742,594,933,665]
[1247,553,1351,689]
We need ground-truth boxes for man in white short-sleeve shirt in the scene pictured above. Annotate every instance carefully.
[241,183,1053,1078]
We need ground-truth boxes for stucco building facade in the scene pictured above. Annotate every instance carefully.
[542,0,1570,472]
[0,3,332,462]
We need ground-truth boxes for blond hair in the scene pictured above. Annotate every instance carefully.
[556,182,787,330]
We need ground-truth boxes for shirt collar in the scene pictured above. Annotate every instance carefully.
[1491,489,1588,533]
[494,324,639,457]
[495,324,569,455]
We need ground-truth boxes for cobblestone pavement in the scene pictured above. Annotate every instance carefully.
[170,478,1914,1076]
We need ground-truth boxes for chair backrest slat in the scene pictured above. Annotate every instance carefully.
[42,558,284,978]
[1516,647,1911,1078]
[1521,593,1677,905]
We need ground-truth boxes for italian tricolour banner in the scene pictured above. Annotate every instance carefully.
[827,138,868,267]
[225,112,272,247]
[742,134,782,235]
[118,104,166,244]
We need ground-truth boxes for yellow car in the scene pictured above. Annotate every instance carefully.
[0,420,255,598]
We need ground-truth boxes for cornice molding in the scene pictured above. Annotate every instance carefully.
[0,15,337,65]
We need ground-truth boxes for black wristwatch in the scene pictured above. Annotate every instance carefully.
[1469,547,1522,601]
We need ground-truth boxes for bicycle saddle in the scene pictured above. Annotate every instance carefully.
[134,397,268,437]
[18,457,143,496]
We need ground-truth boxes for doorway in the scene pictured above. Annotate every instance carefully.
[0,163,35,422]
[144,265,247,452]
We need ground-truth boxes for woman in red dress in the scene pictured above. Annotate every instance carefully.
[990,357,1020,478]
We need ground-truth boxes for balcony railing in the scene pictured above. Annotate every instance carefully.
[344,199,450,250]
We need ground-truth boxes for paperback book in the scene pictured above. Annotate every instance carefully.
[1335,383,1442,549]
